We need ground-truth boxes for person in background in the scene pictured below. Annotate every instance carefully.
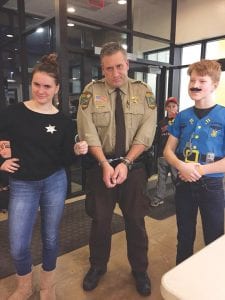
[77,41,156,297]
[149,97,178,207]
[0,53,88,300]
[164,59,225,264]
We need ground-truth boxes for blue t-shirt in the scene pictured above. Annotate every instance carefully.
[168,104,225,178]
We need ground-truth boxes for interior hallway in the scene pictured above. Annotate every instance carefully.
[0,189,205,300]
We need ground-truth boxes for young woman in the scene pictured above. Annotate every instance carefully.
[0,54,87,300]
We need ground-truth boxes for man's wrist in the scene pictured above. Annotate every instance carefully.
[98,160,109,167]
[124,157,133,164]
[121,157,133,170]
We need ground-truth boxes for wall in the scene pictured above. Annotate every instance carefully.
[176,0,225,44]
[132,0,225,52]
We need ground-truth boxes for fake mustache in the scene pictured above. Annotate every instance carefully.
[190,87,202,92]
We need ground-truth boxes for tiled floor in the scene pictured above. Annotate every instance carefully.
[0,185,205,300]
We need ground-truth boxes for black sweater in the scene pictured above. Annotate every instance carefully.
[0,102,75,180]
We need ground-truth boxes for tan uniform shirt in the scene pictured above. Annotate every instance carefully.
[77,78,157,155]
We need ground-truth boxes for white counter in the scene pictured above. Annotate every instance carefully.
[161,235,225,300]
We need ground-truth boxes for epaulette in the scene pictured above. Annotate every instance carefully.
[84,78,105,90]
[85,81,95,89]
[93,78,105,84]
[131,79,148,87]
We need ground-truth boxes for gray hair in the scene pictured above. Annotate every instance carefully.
[100,42,127,61]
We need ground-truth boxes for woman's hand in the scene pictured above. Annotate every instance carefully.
[0,141,11,158]
[0,158,20,173]
[74,141,88,155]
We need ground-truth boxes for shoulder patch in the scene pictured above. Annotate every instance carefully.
[146,91,156,109]
[79,91,92,110]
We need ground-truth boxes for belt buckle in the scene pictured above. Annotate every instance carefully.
[184,149,199,163]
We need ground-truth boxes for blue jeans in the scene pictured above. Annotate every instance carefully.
[153,157,177,202]
[175,177,224,264]
[8,169,67,275]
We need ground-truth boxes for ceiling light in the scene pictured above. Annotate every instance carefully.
[36,27,44,33]
[118,0,127,4]
[6,34,14,38]
[67,22,75,27]
[67,6,76,13]
[122,43,127,50]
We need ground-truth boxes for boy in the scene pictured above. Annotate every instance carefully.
[164,60,225,264]
[150,97,178,207]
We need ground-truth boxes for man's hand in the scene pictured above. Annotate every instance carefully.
[102,163,117,188]
[112,163,128,185]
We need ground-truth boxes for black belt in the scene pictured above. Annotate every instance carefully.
[177,153,222,163]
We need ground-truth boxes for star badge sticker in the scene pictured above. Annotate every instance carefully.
[45,124,57,134]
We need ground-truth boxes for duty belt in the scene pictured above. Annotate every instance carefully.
[177,153,222,163]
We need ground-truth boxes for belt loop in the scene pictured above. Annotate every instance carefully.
[199,177,207,189]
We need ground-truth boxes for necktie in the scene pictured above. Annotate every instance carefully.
[114,88,126,157]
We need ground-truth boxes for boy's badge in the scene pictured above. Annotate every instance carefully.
[94,95,107,108]
[79,91,92,110]
[189,118,194,125]
[145,91,156,109]
[211,129,218,137]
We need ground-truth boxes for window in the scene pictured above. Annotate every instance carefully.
[147,50,170,64]
[182,44,201,65]
[215,71,225,107]
[133,36,169,59]
[179,67,193,111]
[206,39,225,60]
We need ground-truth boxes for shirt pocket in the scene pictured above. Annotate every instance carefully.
[92,108,111,127]
[125,103,144,128]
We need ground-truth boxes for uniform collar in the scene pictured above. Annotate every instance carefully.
[105,79,129,95]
